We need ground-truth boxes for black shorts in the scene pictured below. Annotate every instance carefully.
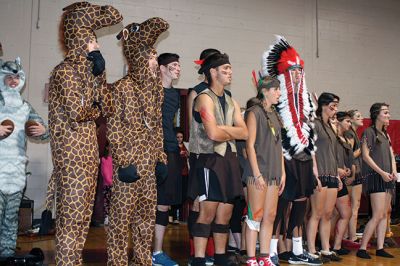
[197,151,244,203]
[365,172,395,194]
[282,159,316,201]
[157,152,183,205]
[352,172,363,186]
[319,175,339,189]
[337,181,349,198]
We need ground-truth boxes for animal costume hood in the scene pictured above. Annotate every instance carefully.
[0,58,48,194]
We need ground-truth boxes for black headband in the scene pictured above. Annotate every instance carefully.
[199,54,230,74]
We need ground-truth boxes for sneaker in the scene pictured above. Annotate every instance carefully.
[247,257,258,266]
[315,252,330,264]
[328,250,342,261]
[205,256,214,265]
[152,252,178,266]
[288,251,322,265]
[356,225,364,237]
[319,250,342,262]
[257,256,275,266]
[278,251,291,262]
[270,254,280,266]
[356,249,371,259]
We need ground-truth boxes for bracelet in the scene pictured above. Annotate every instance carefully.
[255,174,263,179]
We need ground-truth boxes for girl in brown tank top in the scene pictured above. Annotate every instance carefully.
[357,103,397,259]
[332,111,354,255]
[346,109,364,243]
[244,77,286,265]
[306,92,343,261]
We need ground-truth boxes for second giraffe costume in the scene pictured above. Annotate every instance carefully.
[106,17,169,265]
[47,2,122,265]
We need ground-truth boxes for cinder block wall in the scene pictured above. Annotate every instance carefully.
[1,0,399,217]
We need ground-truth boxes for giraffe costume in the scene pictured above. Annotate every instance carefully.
[47,2,122,265]
[106,17,169,265]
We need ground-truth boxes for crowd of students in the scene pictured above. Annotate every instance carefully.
[163,37,398,266]
[0,5,398,265]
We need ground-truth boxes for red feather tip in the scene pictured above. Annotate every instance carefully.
[194,59,205,65]
[252,70,258,88]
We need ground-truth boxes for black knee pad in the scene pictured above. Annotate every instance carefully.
[192,223,211,238]
[188,210,200,236]
[155,210,169,226]
[273,197,289,235]
[287,200,307,239]
[211,223,230,234]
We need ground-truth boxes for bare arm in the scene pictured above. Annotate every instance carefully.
[194,94,231,141]
[312,153,322,191]
[187,90,197,131]
[279,153,286,195]
[246,111,265,190]
[219,99,248,140]
[245,111,261,178]
[390,146,398,175]
[348,135,361,159]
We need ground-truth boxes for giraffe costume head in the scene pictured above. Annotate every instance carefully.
[116,17,169,129]
[117,17,169,71]
[61,1,123,59]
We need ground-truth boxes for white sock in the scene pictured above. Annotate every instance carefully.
[292,237,303,256]
[153,250,162,255]
[270,238,278,256]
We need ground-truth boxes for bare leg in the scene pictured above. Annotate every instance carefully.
[333,194,351,250]
[214,203,234,254]
[319,188,338,252]
[153,204,169,252]
[306,187,327,254]
[359,192,388,250]
[376,193,392,250]
[259,185,279,255]
[348,184,362,241]
[194,201,219,257]
[245,182,266,257]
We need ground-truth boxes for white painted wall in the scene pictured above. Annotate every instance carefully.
[1,0,399,217]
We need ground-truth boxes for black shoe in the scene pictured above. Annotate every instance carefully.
[332,247,350,255]
[288,251,322,265]
[356,249,371,259]
[316,252,330,263]
[38,210,53,235]
[328,250,342,261]
[227,245,240,254]
[376,249,394,258]
[278,251,291,262]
